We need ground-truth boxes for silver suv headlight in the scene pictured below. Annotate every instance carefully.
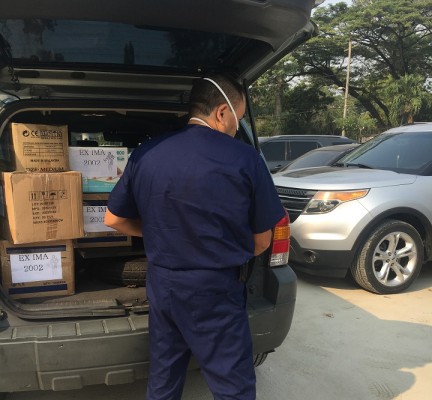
[305,189,369,214]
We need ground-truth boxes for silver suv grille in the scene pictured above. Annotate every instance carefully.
[275,186,317,222]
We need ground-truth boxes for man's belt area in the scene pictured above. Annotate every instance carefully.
[239,260,254,283]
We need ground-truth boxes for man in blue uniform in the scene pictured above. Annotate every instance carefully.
[105,73,285,400]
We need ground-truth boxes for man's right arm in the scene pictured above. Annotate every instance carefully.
[104,208,143,237]
[253,230,272,256]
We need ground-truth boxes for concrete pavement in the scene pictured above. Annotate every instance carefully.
[6,265,432,400]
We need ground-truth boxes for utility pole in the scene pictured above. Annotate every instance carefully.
[342,38,352,137]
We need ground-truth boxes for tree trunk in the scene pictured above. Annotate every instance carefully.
[274,78,283,135]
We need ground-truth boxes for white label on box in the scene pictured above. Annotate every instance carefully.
[10,251,63,283]
[70,148,121,178]
[83,204,115,233]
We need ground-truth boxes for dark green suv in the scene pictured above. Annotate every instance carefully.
[0,0,318,395]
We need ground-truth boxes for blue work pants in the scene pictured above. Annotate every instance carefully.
[146,265,256,400]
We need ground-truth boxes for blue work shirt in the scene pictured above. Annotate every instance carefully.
[107,125,285,270]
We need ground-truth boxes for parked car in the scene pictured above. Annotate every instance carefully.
[273,123,432,294]
[0,0,321,395]
[275,143,360,173]
[259,134,357,173]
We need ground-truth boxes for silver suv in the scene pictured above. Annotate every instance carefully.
[273,123,432,294]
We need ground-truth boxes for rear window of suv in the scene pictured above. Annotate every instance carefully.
[260,140,319,162]
[289,141,318,159]
[0,19,269,72]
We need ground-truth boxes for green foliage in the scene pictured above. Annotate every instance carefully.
[334,111,377,140]
[251,0,432,136]
[384,74,431,124]
[251,77,334,136]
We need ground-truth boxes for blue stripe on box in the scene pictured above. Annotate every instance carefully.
[77,236,128,244]
[6,246,67,255]
[83,200,107,206]
[8,284,68,294]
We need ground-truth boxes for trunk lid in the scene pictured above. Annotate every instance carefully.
[0,0,318,100]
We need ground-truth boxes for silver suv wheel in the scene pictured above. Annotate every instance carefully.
[351,220,424,294]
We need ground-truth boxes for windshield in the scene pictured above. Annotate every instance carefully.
[0,19,267,72]
[338,132,432,175]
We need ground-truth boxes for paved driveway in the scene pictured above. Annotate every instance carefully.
[5,265,432,400]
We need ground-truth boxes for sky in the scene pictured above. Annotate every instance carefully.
[319,0,353,6]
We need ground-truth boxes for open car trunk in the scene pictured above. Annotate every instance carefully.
[0,98,260,319]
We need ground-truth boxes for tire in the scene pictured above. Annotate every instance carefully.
[351,220,423,294]
[93,257,147,286]
[253,352,268,367]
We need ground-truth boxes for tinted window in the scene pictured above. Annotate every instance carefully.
[0,19,258,71]
[288,141,318,160]
[261,142,286,161]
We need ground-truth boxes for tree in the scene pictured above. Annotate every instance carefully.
[334,111,377,140]
[250,73,334,136]
[250,0,432,135]
[384,74,431,124]
[250,59,299,136]
[282,0,432,129]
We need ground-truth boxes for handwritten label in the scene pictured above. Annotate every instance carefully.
[10,251,63,283]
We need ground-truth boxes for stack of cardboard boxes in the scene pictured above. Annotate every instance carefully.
[0,123,81,298]
[0,123,130,299]
[69,146,131,249]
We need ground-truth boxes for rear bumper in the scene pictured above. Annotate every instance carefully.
[0,266,296,393]
[0,315,150,392]
[250,265,297,354]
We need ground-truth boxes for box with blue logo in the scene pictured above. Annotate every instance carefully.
[68,147,128,193]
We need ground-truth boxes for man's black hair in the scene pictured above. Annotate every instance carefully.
[188,72,245,117]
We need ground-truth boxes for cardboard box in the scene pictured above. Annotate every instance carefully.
[74,193,132,248]
[0,172,84,244]
[0,240,74,298]
[8,123,69,172]
[69,147,128,193]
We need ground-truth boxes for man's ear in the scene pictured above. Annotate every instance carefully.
[215,103,230,125]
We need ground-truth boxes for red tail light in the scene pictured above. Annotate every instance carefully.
[269,212,290,267]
